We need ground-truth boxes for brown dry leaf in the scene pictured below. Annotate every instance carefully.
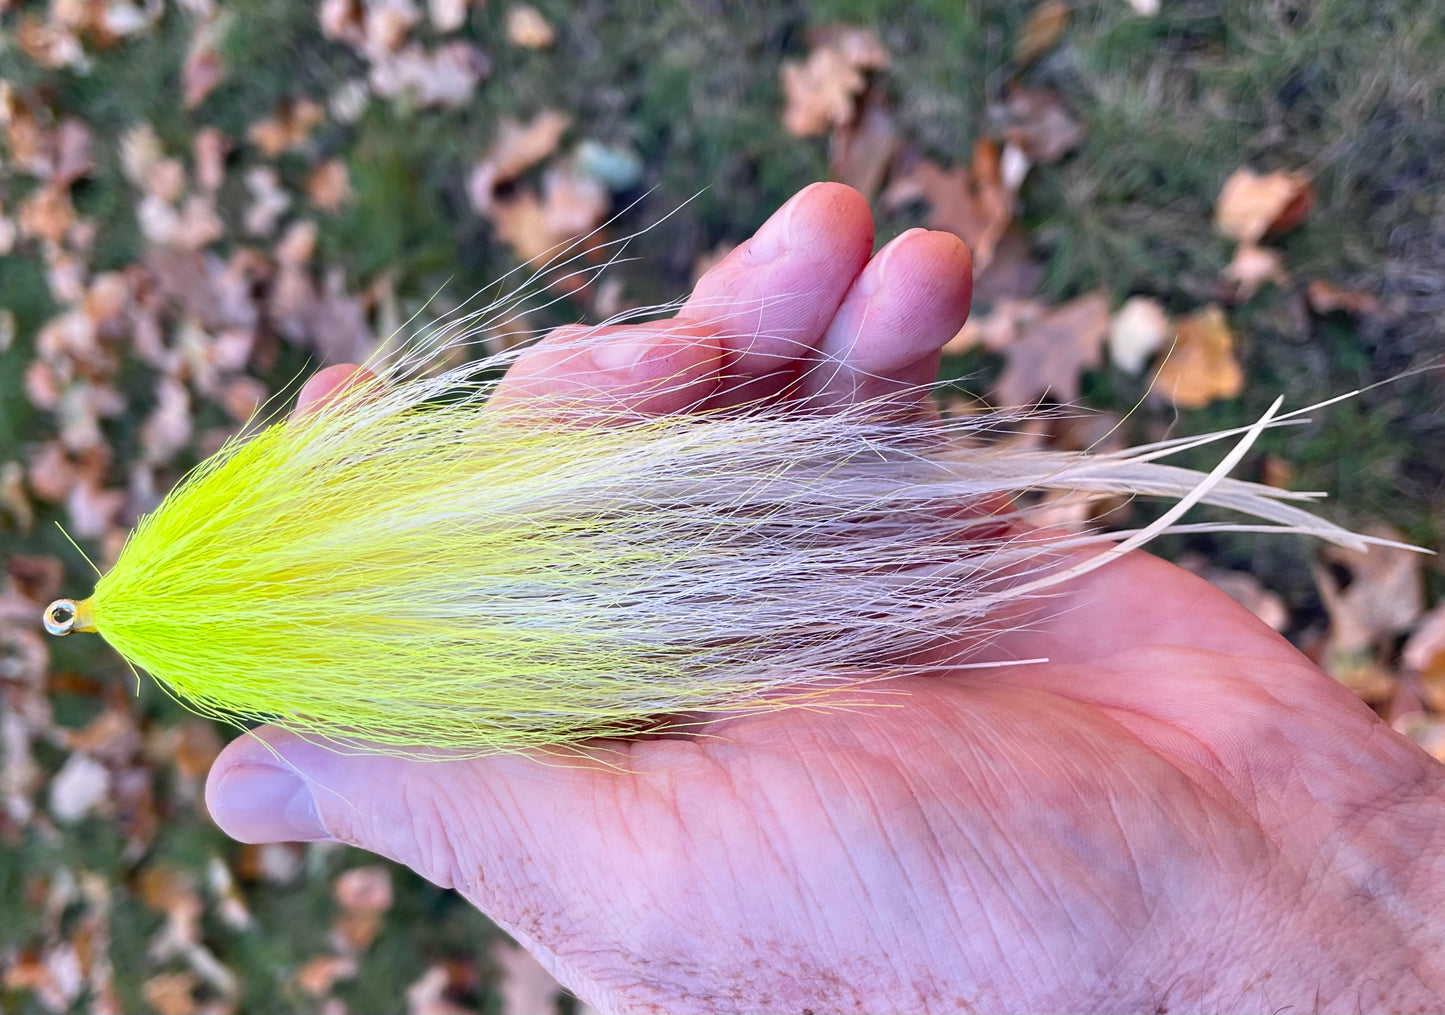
[1,461,34,532]
[492,941,564,1015]
[183,17,225,109]
[194,128,229,192]
[780,26,888,137]
[1215,168,1313,244]
[4,945,85,1012]
[307,160,353,211]
[1151,304,1243,409]
[331,863,393,953]
[883,140,1014,271]
[406,964,476,1015]
[369,41,490,109]
[143,972,200,1015]
[364,0,421,55]
[53,117,94,186]
[237,842,305,885]
[1015,1,1070,65]
[489,163,610,268]
[244,166,291,236]
[1221,243,1287,301]
[829,89,897,200]
[1315,528,1425,657]
[993,292,1110,406]
[1404,602,1445,678]
[19,186,77,245]
[16,17,88,71]
[466,110,572,213]
[247,99,325,157]
[297,955,359,996]
[1306,279,1382,317]
[990,87,1085,164]
[506,4,555,48]
[944,296,1044,355]
[1107,295,1170,374]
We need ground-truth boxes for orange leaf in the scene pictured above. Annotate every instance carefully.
[1215,168,1312,244]
[1015,1,1069,65]
[1151,304,1243,409]
[505,4,555,48]
[1306,279,1381,317]
[883,139,1013,270]
[780,27,887,137]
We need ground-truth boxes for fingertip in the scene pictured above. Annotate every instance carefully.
[293,364,377,419]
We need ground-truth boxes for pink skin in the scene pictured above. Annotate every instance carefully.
[209,184,1445,1013]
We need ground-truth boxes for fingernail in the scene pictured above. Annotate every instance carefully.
[741,182,821,265]
[592,336,656,372]
[210,764,328,843]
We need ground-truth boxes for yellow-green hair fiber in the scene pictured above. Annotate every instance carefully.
[42,293,1386,755]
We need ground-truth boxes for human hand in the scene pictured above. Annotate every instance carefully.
[207,183,1445,1014]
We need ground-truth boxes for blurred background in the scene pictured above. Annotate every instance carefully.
[2,0,1443,1011]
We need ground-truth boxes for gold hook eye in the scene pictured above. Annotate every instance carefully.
[44,599,78,637]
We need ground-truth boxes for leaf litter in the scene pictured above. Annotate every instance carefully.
[0,6,1439,1013]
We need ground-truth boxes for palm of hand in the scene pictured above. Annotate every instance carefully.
[208,184,1444,1014]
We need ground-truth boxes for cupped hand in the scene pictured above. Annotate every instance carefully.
[207,184,1445,1014]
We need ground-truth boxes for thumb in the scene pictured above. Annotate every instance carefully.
[205,728,598,895]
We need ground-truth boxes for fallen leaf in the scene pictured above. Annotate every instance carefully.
[506,4,555,48]
[1,461,33,532]
[363,0,420,56]
[492,941,564,1015]
[883,140,1013,270]
[16,17,89,71]
[829,88,897,200]
[19,185,77,245]
[994,291,1110,406]
[1015,0,1069,65]
[143,972,199,1015]
[247,99,325,157]
[1215,168,1313,244]
[49,752,111,823]
[4,944,85,1012]
[369,41,490,109]
[1306,279,1381,317]
[243,166,290,236]
[406,965,475,1015]
[990,87,1085,164]
[1151,304,1243,409]
[297,955,359,996]
[944,296,1044,355]
[182,17,225,108]
[237,842,305,884]
[430,0,470,32]
[1404,602,1445,678]
[307,160,352,211]
[1315,526,1424,656]
[320,0,364,44]
[971,228,1044,303]
[1221,243,1287,301]
[1107,295,1170,374]
[466,110,572,212]
[780,26,888,137]
[335,864,393,912]
[53,118,94,186]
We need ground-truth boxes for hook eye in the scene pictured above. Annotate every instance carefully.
[44,599,78,637]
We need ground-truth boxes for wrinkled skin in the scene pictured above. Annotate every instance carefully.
[207,184,1445,1014]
